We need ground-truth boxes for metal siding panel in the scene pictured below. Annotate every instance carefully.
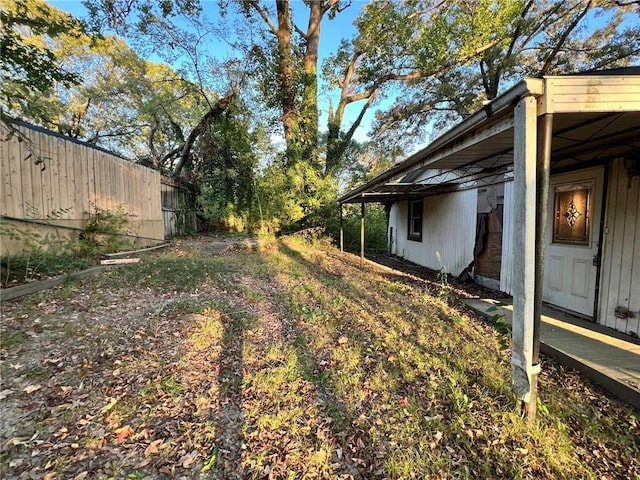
[618,170,640,334]
[500,181,515,294]
[627,180,640,337]
[388,203,398,255]
[400,190,476,274]
[598,159,640,337]
[547,77,640,113]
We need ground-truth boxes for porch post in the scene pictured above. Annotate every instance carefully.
[360,201,365,268]
[531,113,553,418]
[339,203,344,252]
[512,95,539,420]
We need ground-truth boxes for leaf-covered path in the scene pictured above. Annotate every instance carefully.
[1,236,638,479]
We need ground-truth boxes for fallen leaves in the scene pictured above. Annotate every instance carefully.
[1,237,639,480]
[23,384,41,394]
[0,389,13,400]
[113,425,135,444]
[100,397,118,414]
[144,439,164,456]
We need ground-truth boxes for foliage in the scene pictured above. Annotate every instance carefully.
[487,302,512,351]
[195,103,259,230]
[350,0,640,150]
[328,202,389,252]
[78,204,134,256]
[224,0,355,218]
[7,0,639,235]
[0,0,89,121]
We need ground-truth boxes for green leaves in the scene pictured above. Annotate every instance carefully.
[1,0,89,120]
[339,0,640,151]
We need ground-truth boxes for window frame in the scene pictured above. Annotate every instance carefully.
[552,181,593,246]
[407,198,423,242]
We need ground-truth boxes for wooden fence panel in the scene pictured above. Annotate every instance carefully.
[1,123,165,255]
[161,177,196,239]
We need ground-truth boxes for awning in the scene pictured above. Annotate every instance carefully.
[339,70,640,204]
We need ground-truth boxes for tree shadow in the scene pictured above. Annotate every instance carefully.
[210,304,246,479]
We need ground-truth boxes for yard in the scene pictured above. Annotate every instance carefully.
[1,236,638,479]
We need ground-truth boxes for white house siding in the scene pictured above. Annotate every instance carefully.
[389,202,399,255]
[599,159,640,337]
[389,190,477,275]
[500,180,515,295]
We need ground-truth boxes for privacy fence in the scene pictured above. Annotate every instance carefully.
[161,177,197,239]
[1,122,194,256]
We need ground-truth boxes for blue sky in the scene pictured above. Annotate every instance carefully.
[49,0,375,143]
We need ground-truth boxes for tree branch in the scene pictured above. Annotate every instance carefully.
[406,1,446,20]
[248,0,279,36]
[346,40,498,104]
[172,90,237,178]
[539,0,592,75]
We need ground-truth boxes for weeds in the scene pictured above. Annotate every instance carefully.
[487,302,512,351]
[77,204,134,256]
[1,205,134,287]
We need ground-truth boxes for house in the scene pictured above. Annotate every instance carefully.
[338,67,640,406]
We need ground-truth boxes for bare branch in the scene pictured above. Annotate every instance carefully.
[406,1,446,20]
[539,0,593,75]
[346,40,499,104]
[248,0,279,36]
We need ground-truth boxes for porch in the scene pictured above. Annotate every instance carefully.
[338,67,640,415]
[466,298,640,410]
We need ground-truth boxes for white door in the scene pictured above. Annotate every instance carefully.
[543,167,604,317]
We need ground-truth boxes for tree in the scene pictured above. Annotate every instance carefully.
[1,0,89,126]
[234,1,350,171]
[361,0,640,150]
[86,0,246,177]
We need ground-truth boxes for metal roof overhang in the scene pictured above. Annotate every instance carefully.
[339,75,640,204]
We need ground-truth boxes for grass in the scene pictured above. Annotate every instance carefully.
[1,236,638,479]
[1,251,91,287]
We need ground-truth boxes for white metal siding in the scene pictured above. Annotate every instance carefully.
[390,190,477,275]
[388,203,399,255]
[599,159,640,337]
[544,76,640,113]
[500,180,515,294]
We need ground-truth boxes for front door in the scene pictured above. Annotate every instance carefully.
[543,167,604,317]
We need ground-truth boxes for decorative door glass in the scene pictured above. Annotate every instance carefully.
[552,181,592,245]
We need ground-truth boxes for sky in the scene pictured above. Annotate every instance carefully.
[49,0,376,143]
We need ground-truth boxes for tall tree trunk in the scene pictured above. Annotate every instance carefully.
[301,0,322,169]
[275,0,298,166]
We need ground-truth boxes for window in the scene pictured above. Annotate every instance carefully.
[552,181,592,246]
[408,199,423,241]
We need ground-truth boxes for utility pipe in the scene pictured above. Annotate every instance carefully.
[530,112,553,420]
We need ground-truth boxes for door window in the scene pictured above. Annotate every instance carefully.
[552,181,593,246]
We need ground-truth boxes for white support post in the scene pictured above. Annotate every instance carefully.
[360,201,365,269]
[511,95,539,411]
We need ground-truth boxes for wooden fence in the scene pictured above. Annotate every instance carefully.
[1,122,165,255]
[161,177,197,239]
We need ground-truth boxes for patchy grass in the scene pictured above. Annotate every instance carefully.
[1,252,91,288]
[0,236,638,479]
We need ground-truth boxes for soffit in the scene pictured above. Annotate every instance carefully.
[341,110,640,204]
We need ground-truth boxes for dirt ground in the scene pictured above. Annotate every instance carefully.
[1,236,638,479]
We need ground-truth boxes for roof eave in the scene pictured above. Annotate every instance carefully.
[338,78,544,204]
